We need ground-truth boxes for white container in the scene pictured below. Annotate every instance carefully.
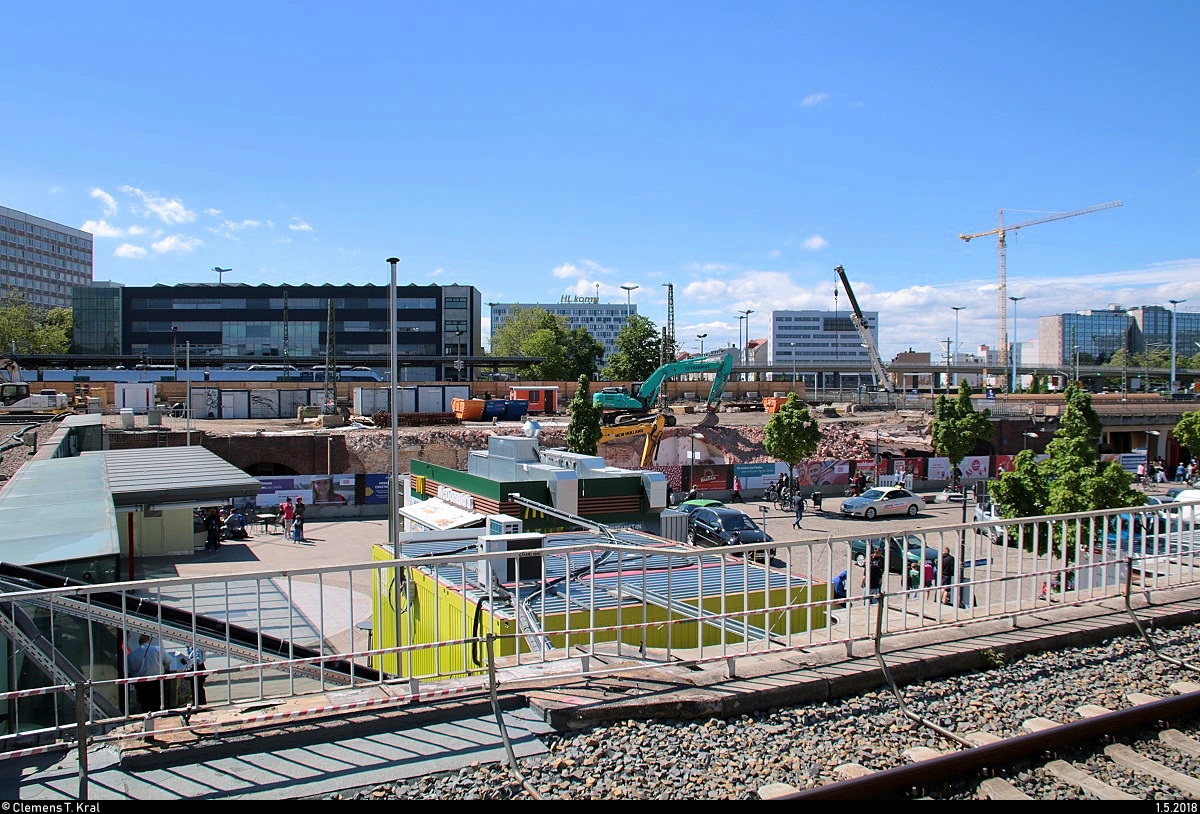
[119,408,135,429]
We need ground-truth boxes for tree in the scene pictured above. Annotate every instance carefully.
[990,383,1141,558]
[0,288,71,354]
[762,393,822,484]
[601,314,662,382]
[566,375,603,455]
[489,307,601,381]
[562,327,604,381]
[1174,409,1200,460]
[931,383,993,482]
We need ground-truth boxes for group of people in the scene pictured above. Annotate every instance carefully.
[200,505,252,551]
[1136,457,1197,487]
[125,633,208,713]
[276,496,307,542]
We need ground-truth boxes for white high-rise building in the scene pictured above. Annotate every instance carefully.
[0,206,93,308]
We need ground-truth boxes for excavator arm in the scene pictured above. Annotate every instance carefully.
[594,354,735,427]
[597,414,667,468]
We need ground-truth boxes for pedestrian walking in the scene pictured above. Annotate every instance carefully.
[126,634,167,714]
[293,496,306,542]
[281,497,295,539]
[792,490,805,529]
[731,475,744,503]
[862,545,884,604]
[941,546,956,605]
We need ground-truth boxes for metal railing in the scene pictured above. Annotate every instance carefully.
[1,499,1197,760]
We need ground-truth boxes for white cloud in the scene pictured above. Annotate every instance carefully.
[90,188,117,216]
[81,219,126,239]
[803,235,828,250]
[552,262,585,279]
[118,185,196,224]
[685,262,735,273]
[800,92,830,108]
[151,235,202,254]
[113,244,147,258]
[430,267,444,277]
[204,208,222,216]
[289,218,313,232]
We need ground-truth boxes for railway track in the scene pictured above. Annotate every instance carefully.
[766,684,1200,800]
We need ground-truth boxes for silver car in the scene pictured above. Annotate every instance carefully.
[840,487,924,519]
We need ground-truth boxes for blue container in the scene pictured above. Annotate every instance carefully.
[504,399,529,421]
[483,399,507,419]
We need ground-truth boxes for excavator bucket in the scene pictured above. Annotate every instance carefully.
[697,408,720,429]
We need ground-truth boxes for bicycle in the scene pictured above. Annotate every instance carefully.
[774,485,793,513]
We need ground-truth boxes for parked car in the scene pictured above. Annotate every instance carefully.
[974,498,1007,543]
[849,534,941,573]
[676,498,724,516]
[686,507,774,558]
[840,487,924,519]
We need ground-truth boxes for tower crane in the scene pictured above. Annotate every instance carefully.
[959,200,1121,390]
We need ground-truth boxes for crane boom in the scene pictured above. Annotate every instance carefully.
[834,265,894,393]
[959,200,1121,391]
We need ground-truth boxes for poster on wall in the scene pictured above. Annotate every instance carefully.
[959,455,991,480]
[793,459,851,488]
[995,454,1015,475]
[692,465,727,491]
[364,474,390,505]
[294,474,353,505]
[734,462,781,490]
[927,457,953,481]
[892,458,927,478]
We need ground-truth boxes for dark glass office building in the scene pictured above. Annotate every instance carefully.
[71,282,482,381]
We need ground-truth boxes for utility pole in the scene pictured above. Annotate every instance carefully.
[213,266,232,285]
[323,299,337,414]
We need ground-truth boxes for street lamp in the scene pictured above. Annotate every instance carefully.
[1008,296,1025,393]
[739,309,754,379]
[1073,345,1081,384]
[1023,431,1038,451]
[696,333,707,354]
[737,315,745,370]
[453,330,464,381]
[1170,299,1186,394]
[620,285,638,317]
[689,432,705,494]
[171,326,179,382]
[950,306,965,387]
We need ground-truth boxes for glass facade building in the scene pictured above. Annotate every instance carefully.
[71,282,482,381]
[0,205,93,308]
[1038,304,1200,366]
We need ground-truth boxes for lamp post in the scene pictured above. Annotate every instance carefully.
[689,432,705,493]
[620,284,638,318]
[453,330,464,381]
[386,258,400,558]
[1073,345,1081,384]
[950,306,965,387]
[1170,299,1186,394]
[171,326,179,382]
[737,315,745,374]
[739,309,754,380]
[1008,296,1025,393]
[1023,431,1038,451]
[696,333,707,355]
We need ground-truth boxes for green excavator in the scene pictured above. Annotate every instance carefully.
[593,353,733,429]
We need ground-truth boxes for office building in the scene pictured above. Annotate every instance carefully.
[71,282,483,381]
[766,309,878,390]
[1038,304,1200,367]
[0,205,93,308]
[488,297,635,361]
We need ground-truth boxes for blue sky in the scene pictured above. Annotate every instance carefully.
[4,2,1198,361]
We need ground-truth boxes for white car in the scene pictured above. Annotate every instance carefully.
[840,487,924,519]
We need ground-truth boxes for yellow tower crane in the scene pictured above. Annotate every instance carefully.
[960,200,1121,391]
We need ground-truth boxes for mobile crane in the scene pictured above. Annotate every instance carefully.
[593,353,733,429]
[833,265,895,394]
